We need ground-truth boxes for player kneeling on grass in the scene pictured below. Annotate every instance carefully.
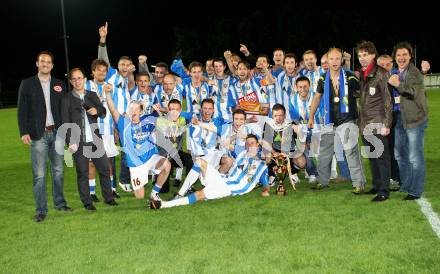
[261,104,307,190]
[104,87,171,202]
[150,134,269,209]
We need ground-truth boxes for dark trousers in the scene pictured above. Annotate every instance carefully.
[73,142,113,205]
[111,156,117,187]
[119,151,131,185]
[170,151,193,172]
[362,134,391,196]
[165,151,193,185]
[389,112,400,182]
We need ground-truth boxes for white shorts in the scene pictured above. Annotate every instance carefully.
[102,134,119,158]
[129,154,164,190]
[199,149,225,170]
[246,115,266,137]
[200,165,231,200]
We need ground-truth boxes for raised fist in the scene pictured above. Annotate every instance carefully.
[239,44,250,56]
[224,50,232,59]
[99,22,108,38]
[138,55,147,64]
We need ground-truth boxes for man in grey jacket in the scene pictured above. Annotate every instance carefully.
[388,41,428,200]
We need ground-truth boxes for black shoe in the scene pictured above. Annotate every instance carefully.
[84,204,96,211]
[112,190,120,199]
[173,179,182,187]
[371,195,388,202]
[311,182,329,190]
[149,199,162,209]
[91,194,100,203]
[187,186,197,194]
[403,194,420,200]
[365,188,378,195]
[160,181,170,193]
[34,213,46,222]
[56,205,73,212]
[105,199,118,206]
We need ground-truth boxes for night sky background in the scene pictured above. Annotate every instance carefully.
[0,0,436,106]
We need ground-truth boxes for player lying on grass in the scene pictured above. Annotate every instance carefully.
[150,134,270,209]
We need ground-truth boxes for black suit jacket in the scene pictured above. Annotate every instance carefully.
[17,75,66,140]
[61,90,106,145]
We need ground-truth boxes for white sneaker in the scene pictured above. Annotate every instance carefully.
[330,170,338,180]
[290,173,300,184]
[269,176,276,187]
[290,174,299,190]
[119,182,133,192]
[308,175,317,183]
[390,179,400,185]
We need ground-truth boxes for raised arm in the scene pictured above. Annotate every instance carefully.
[191,116,218,133]
[103,83,120,124]
[224,50,236,76]
[342,51,351,71]
[240,44,256,68]
[98,22,110,66]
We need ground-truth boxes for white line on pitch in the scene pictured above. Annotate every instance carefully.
[417,197,440,239]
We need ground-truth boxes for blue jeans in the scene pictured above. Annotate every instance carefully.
[30,130,66,214]
[337,156,351,179]
[304,148,318,176]
[394,113,427,197]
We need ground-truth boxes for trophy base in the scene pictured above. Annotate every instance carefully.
[276,183,287,196]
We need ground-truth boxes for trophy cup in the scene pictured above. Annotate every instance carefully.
[272,154,289,196]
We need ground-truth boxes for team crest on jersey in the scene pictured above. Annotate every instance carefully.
[369,87,376,95]
[53,85,63,92]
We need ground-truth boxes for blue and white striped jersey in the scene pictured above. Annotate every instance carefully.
[224,151,269,195]
[130,87,158,116]
[106,66,130,115]
[274,71,299,120]
[271,66,284,78]
[220,123,261,158]
[228,78,270,112]
[188,116,225,157]
[117,115,158,167]
[155,84,183,108]
[209,75,237,121]
[84,80,114,135]
[299,66,323,94]
[290,92,323,125]
[183,80,210,114]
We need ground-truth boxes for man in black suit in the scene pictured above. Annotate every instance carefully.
[17,51,72,222]
[61,68,118,210]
